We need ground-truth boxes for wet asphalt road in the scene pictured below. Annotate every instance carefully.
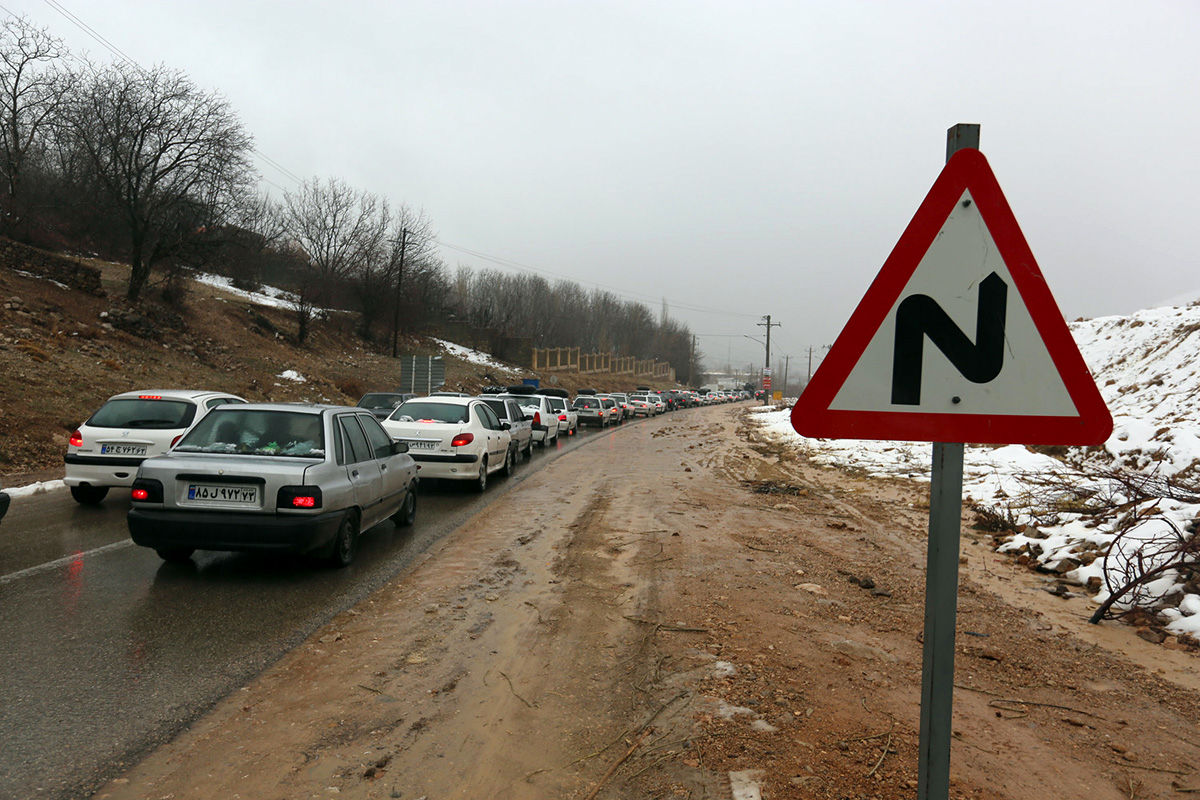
[0,421,631,800]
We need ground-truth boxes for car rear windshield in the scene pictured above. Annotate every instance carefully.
[392,401,469,424]
[175,410,325,457]
[574,398,600,409]
[479,399,511,419]
[358,393,405,410]
[87,398,197,429]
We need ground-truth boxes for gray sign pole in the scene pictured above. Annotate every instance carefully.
[916,122,978,800]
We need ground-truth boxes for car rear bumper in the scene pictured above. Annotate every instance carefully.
[128,507,344,554]
[65,454,147,487]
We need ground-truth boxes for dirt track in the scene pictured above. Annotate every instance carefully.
[93,406,1200,800]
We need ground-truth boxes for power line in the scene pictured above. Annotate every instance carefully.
[34,0,304,187]
[436,238,761,320]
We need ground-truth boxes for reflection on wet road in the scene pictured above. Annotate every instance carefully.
[0,422,623,800]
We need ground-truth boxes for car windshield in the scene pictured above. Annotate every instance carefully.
[392,401,469,423]
[175,410,325,457]
[87,398,197,429]
[358,393,405,410]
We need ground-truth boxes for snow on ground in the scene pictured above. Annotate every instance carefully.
[192,272,298,309]
[276,370,306,383]
[432,338,516,373]
[4,479,65,498]
[750,300,1200,639]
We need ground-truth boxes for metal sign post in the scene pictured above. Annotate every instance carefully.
[915,122,978,800]
[791,123,1111,799]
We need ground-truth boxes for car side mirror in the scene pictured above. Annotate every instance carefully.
[500,420,511,430]
[525,414,534,422]
[391,440,409,454]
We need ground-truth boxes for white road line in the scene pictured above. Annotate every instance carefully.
[0,540,134,585]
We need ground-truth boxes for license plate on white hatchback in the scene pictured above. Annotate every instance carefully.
[405,440,437,450]
[100,444,147,456]
[187,484,259,504]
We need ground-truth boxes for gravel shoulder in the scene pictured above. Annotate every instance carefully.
[93,406,1200,800]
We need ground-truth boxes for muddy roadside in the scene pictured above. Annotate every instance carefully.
[94,406,1200,800]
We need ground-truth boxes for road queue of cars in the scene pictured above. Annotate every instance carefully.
[43,375,719,568]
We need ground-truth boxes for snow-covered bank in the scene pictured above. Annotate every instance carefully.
[748,300,1200,641]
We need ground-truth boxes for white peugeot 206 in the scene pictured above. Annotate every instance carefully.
[382,396,513,492]
[65,389,245,504]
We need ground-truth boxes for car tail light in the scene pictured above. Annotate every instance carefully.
[69,429,83,448]
[130,478,163,503]
[451,432,475,447]
[278,485,322,510]
[169,434,183,449]
[558,414,567,422]
[532,412,541,426]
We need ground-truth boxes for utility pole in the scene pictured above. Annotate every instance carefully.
[757,314,780,405]
[782,354,790,399]
[688,333,697,386]
[390,228,409,359]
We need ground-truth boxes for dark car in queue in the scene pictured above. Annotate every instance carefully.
[127,404,419,567]
[356,392,417,419]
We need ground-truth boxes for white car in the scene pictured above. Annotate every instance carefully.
[382,397,513,491]
[65,389,246,504]
[498,391,561,446]
[540,394,578,436]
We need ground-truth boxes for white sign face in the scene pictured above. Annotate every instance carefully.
[829,190,1078,417]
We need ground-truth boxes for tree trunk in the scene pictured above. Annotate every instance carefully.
[127,234,148,302]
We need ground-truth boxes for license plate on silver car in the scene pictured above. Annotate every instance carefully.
[100,444,147,456]
[187,484,259,503]
[405,440,437,450]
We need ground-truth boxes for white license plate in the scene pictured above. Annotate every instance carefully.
[405,440,438,450]
[187,484,259,503]
[100,444,147,456]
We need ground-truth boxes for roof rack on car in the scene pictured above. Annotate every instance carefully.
[576,388,597,395]
[504,385,537,395]
[536,387,569,398]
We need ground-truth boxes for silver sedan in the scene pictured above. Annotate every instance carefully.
[127,404,419,566]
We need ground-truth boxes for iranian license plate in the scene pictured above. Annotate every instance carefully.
[187,484,259,503]
[406,440,437,450]
[100,444,147,456]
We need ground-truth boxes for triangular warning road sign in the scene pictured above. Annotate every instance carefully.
[792,148,1112,445]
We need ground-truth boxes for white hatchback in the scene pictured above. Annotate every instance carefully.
[65,389,246,504]
[382,397,514,491]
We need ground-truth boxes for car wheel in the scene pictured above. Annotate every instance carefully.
[326,510,359,568]
[155,547,194,563]
[523,437,533,459]
[392,483,417,527]
[70,485,109,505]
[502,446,515,477]
[550,431,558,446]
[475,460,488,493]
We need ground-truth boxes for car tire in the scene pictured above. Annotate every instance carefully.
[392,483,417,527]
[70,485,109,505]
[502,446,515,477]
[326,510,359,568]
[475,460,488,493]
[155,547,194,563]
[523,437,533,459]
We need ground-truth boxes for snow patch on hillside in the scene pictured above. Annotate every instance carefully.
[753,300,1200,640]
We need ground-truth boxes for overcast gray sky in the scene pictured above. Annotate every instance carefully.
[6,0,1198,375]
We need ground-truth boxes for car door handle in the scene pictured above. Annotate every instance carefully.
[351,469,359,478]
[380,464,388,471]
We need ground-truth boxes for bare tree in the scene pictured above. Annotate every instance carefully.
[282,177,388,343]
[0,16,73,235]
[62,61,255,300]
